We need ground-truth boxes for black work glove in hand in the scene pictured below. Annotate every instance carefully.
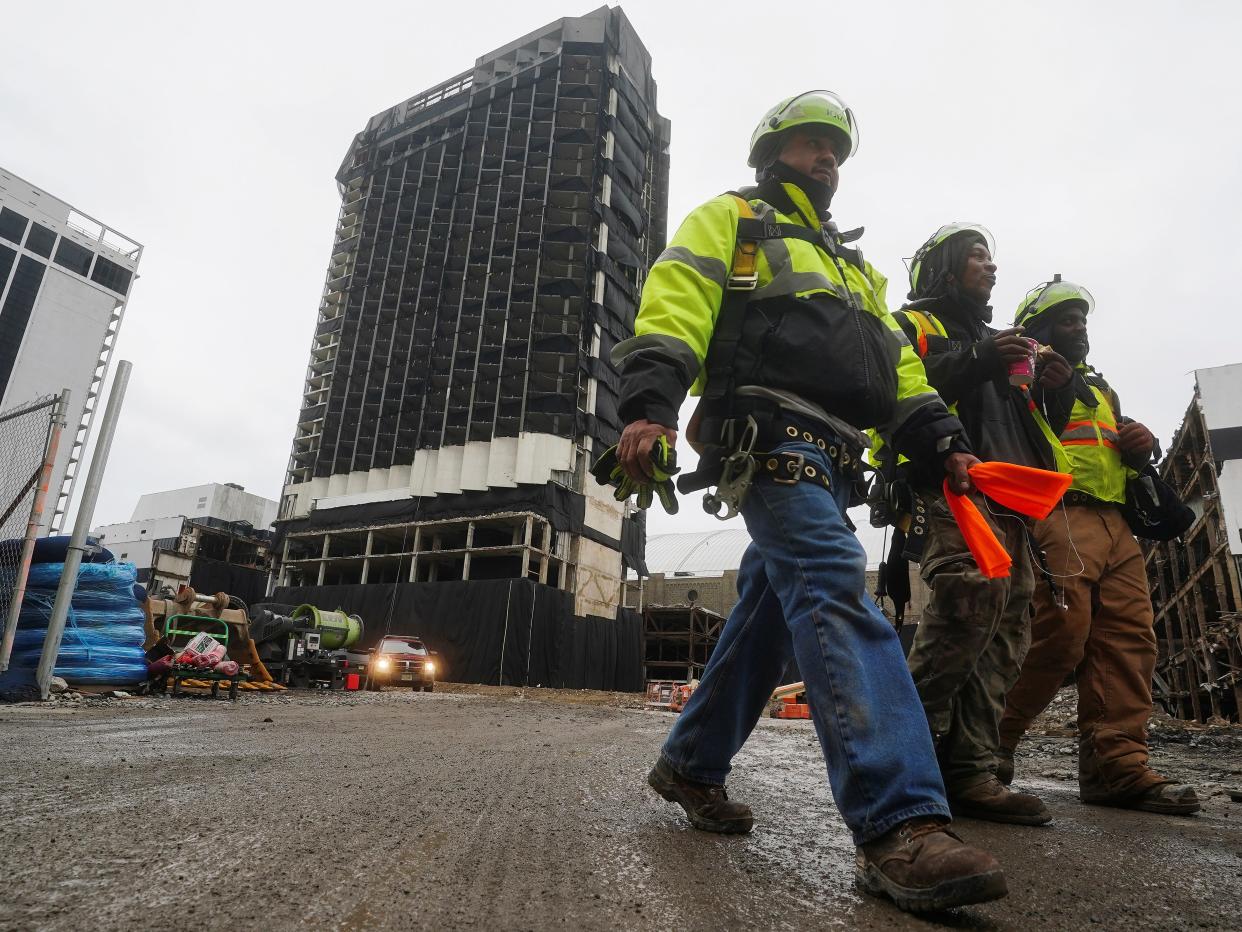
[590,437,680,514]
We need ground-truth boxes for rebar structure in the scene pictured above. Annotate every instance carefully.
[1144,365,1242,722]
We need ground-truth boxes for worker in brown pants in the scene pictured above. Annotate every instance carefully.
[995,280,1199,815]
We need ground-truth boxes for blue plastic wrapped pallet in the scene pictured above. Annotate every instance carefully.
[5,561,148,686]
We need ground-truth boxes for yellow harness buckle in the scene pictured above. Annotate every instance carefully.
[728,195,760,291]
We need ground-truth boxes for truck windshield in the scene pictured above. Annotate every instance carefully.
[379,639,426,655]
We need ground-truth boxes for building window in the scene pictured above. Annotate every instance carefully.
[53,239,92,276]
[0,246,15,298]
[140,529,147,535]
[197,497,207,509]
[0,208,28,245]
[24,223,55,258]
[0,255,47,398]
[90,256,133,295]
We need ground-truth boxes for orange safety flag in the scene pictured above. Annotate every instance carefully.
[942,478,1013,579]
[967,462,1072,521]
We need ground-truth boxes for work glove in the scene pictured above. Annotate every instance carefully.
[590,436,680,514]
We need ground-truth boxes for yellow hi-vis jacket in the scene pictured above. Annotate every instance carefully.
[1055,366,1131,504]
[612,180,958,455]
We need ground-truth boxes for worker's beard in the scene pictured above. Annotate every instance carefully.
[763,160,834,218]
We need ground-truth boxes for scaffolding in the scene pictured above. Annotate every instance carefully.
[642,604,724,684]
[277,510,571,592]
[1143,381,1242,722]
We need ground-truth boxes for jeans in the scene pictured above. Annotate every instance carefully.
[660,440,950,845]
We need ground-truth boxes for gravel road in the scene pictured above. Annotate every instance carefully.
[1,685,1239,931]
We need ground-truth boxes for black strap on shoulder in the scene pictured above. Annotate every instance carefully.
[735,216,826,248]
[701,193,758,403]
[700,187,866,404]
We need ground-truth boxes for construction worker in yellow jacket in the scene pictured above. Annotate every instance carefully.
[610,91,1007,913]
[996,279,1200,815]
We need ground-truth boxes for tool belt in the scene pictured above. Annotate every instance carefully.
[762,422,865,484]
[680,406,867,520]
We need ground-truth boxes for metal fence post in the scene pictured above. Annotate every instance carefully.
[36,362,132,698]
[0,391,69,673]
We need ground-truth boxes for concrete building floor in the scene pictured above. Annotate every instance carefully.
[1,685,1239,931]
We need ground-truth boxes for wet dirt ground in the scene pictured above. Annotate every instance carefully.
[1,685,1239,931]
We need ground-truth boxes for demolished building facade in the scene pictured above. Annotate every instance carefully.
[270,7,669,689]
[1144,363,1242,722]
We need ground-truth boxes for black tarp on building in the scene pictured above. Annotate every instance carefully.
[271,578,642,692]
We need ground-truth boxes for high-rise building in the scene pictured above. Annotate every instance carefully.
[271,7,668,689]
[0,168,141,532]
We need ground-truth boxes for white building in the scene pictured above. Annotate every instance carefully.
[93,483,278,574]
[0,167,142,532]
[1194,364,1242,547]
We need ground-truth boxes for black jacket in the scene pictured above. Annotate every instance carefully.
[895,297,1057,476]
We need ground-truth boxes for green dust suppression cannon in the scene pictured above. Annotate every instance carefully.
[290,605,364,650]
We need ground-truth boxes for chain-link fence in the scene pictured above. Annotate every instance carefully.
[0,391,68,673]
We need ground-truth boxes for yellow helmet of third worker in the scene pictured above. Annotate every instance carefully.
[1014,278,1095,330]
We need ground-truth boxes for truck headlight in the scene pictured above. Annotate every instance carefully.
[424,661,435,676]
[375,657,391,672]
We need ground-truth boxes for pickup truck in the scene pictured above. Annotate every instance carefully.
[368,636,438,691]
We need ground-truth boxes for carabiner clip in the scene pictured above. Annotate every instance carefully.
[702,416,759,521]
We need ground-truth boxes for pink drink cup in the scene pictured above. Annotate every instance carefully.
[1008,338,1038,387]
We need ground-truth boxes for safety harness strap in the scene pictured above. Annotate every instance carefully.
[689,189,872,510]
[900,309,948,359]
[701,195,762,402]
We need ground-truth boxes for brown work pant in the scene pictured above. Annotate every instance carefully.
[907,491,1034,794]
[999,504,1164,797]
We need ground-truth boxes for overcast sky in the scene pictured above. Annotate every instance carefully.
[4,1,1239,541]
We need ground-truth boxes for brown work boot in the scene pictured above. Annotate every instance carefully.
[949,777,1052,825]
[1080,780,1201,816]
[855,818,1007,913]
[994,747,1015,786]
[647,758,753,834]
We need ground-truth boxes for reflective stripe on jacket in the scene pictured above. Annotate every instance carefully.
[1058,375,1128,503]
